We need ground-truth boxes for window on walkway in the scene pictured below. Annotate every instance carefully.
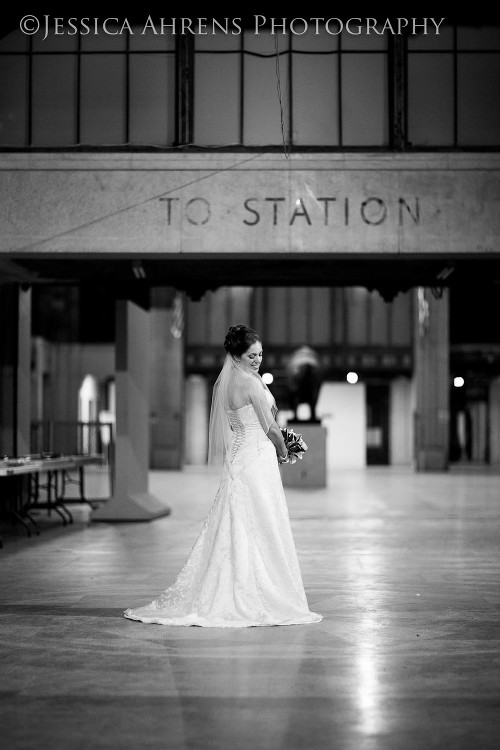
[0,23,176,147]
[0,22,498,149]
[408,24,500,147]
[193,27,389,147]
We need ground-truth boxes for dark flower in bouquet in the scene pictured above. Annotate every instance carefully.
[279,427,308,464]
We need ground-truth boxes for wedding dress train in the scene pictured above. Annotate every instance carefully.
[124,393,322,628]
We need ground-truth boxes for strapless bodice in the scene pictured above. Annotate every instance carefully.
[227,404,262,428]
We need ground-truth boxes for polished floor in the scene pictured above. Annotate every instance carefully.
[1,465,500,750]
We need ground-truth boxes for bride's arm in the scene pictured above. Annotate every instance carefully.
[248,381,287,460]
[266,423,288,461]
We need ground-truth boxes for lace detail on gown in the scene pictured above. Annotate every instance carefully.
[124,392,323,628]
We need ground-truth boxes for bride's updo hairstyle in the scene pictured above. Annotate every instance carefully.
[224,324,261,357]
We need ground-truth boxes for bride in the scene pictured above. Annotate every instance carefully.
[124,324,322,628]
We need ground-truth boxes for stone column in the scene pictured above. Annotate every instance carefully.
[184,374,209,465]
[93,299,170,521]
[488,377,500,467]
[0,284,31,457]
[413,287,450,471]
[389,376,413,465]
[150,288,184,469]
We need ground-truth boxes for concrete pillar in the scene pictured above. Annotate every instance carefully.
[470,400,488,463]
[389,376,413,465]
[93,299,170,521]
[0,284,31,457]
[150,288,184,469]
[413,287,450,471]
[489,377,500,467]
[184,374,209,465]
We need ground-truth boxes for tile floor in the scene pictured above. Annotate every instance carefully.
[1,465,499,749]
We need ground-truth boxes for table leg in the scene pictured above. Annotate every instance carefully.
[47,471,69,526]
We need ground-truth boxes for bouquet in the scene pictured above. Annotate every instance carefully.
[279,427,308,464]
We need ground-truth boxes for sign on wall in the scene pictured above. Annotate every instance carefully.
[0,153,498,256]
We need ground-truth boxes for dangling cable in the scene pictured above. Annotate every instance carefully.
[274,35,288,160]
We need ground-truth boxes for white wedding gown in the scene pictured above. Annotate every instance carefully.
[124,390,322,628]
